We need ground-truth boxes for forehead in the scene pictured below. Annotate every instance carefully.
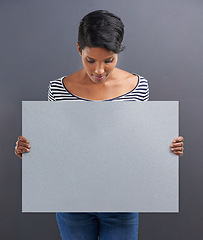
[83,47,116,59]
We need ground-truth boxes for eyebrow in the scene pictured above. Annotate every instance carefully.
[86,56,114,60]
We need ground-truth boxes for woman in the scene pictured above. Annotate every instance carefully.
[15,10,184,240]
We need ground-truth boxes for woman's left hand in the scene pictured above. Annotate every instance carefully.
[170,136,184,157]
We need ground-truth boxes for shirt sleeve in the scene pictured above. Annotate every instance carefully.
[144,79,150,101]
[138,75,150,101]
[48,81,56,101]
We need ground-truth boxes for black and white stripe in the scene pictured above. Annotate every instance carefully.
[48,73,149,102]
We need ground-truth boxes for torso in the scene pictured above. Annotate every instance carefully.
[62,68,139,101]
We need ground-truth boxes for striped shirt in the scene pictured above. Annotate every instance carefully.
[48,73,149,102]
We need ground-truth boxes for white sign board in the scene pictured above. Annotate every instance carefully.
[22,101,179,212]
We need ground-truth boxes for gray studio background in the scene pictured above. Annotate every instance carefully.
[0,0,202,239]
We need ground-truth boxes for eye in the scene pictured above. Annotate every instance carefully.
[86,58,114,64]
[86,59,95,63]
[105,59,114,63]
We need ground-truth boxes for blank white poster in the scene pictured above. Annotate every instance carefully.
[22,101,179,212]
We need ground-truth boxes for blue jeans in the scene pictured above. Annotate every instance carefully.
[56,212,139,240]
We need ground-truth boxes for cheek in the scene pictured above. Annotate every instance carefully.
[83,61,92,70]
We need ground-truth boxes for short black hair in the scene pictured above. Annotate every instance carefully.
[77,10,126,54]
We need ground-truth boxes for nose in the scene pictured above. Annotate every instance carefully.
[95,63,105,75]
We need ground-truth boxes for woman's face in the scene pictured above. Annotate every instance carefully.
[77,43,118,84]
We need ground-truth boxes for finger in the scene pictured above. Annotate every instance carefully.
[170,142,184,148]
[172,150,183,156]
[174,151,183,157]
[171,147,184,151]
[16,140,31,148]
[15,146,24,154]
[18,141,31,149]
[172,136,184,143]
[16,146,30,153]
[18,136,30,143]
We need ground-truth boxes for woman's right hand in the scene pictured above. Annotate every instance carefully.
[15,136,31,159]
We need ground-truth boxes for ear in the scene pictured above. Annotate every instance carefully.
[76,42,82,55]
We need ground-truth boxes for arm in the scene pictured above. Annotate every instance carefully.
[15,81,55,159]
[143,78,184,157]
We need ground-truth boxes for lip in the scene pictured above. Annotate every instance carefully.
[94,74,106,80]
